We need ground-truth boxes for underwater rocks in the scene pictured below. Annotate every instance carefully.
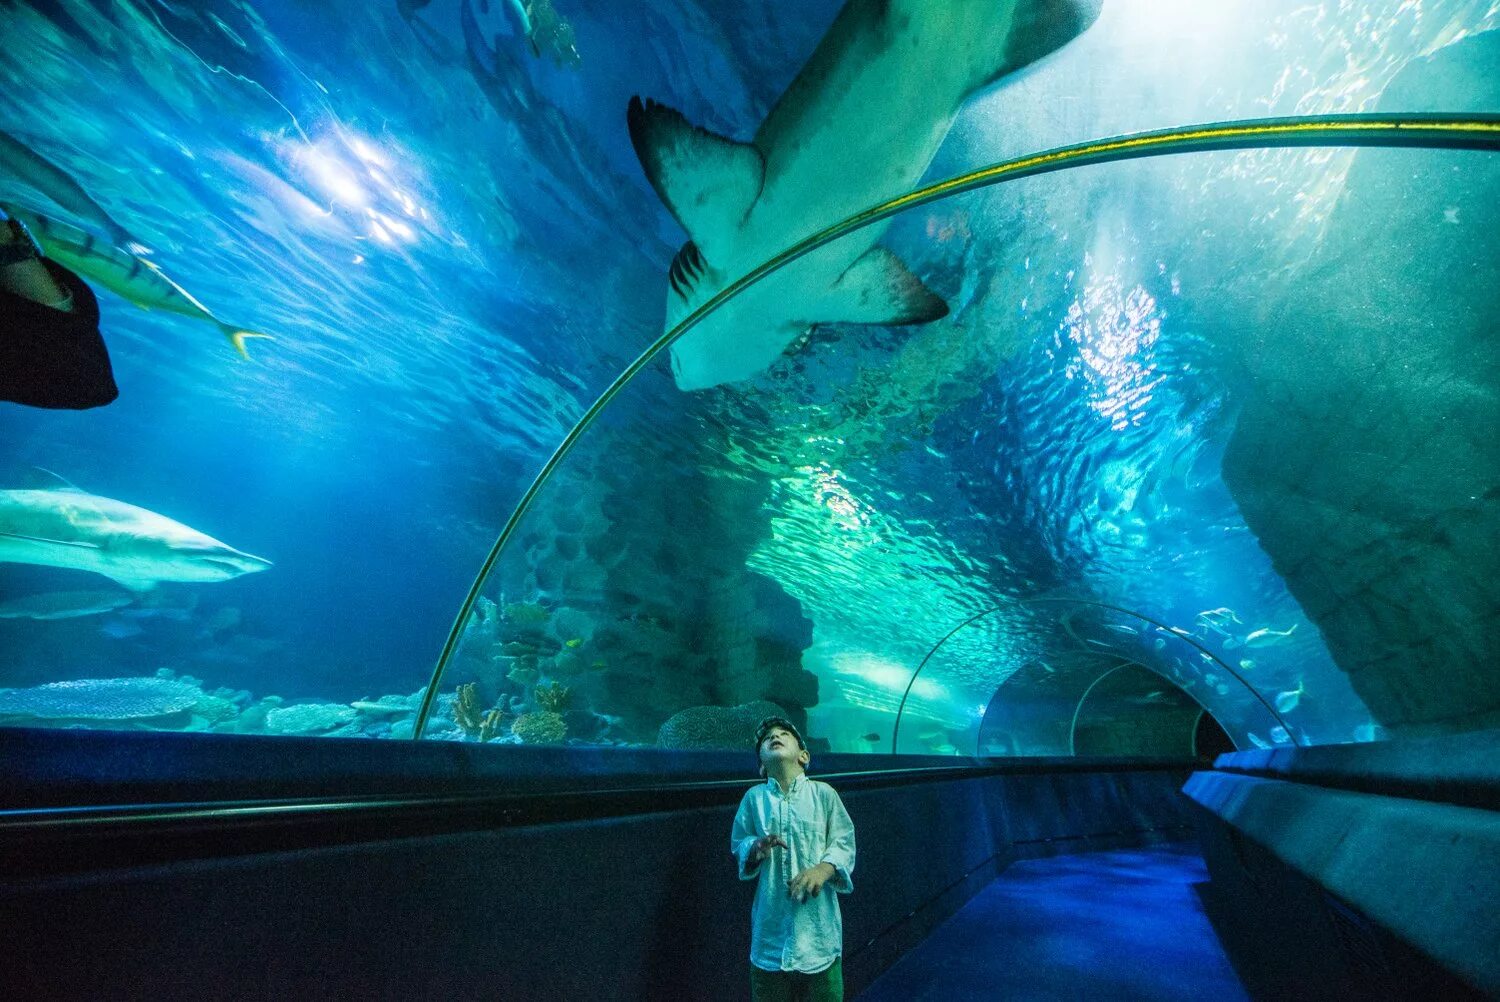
[264,702,359,735]
[1220,30,1500,733]
[656,700,789,751]
[461,433,821,745]
[706,571,818,711]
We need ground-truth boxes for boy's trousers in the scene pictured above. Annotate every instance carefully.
[748,957,843,1002]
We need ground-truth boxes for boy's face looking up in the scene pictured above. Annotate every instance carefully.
[758,724,809,776]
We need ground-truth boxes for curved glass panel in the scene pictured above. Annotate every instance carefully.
[964,600,1289,757]
[428,123,1495,753]
[1069,662,1205,758]
[0,1,1494,754]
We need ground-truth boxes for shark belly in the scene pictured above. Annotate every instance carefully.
[629,0,1103,390]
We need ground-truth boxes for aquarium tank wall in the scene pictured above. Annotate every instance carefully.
[1,0,1496,762]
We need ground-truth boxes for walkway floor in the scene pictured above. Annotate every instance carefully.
[857,843,1248,1002]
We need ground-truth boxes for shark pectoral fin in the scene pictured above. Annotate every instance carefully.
[821,247,949,326]
[627,97,763,262]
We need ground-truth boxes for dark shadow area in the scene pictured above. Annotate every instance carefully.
[1195,833,1485,1002]
[858,843,1245,1001]
[1194,712,1235,760]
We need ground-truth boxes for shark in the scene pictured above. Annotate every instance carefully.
[628,0,1103,391]
[0,488,271,591]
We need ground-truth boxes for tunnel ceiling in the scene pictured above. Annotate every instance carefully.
[1,0,1496,754]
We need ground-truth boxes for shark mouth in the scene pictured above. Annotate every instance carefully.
[202,554,272,575]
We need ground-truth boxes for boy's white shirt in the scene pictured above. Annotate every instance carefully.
[730,773,856,974]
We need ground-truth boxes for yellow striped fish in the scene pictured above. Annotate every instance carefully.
[2,203,270,358]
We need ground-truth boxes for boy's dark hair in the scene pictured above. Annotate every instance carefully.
[753,716,806,756]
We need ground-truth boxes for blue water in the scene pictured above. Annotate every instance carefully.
[1,0,1494,748]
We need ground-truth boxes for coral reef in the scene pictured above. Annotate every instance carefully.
[264,702,358,734]
[190,693,241,725]
[533,680,572,713]
[0,677,202,722]
[451,681,516,741]
[478,709,510,742]
[452,682,485,735]
[511,710,567,744]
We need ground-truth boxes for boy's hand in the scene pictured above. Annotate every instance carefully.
[788,862,837,902]
[750,833,787,863]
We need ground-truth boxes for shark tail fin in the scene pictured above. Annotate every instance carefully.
[225,327,273,360]
[819,246,948,327]
[626,96,764,265]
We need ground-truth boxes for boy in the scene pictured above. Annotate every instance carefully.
[731,716,856,1002]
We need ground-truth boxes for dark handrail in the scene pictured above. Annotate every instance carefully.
[414,113,1500,738]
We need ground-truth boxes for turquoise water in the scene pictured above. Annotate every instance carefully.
[1,1,1496,753]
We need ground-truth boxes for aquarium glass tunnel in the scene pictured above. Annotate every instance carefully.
[1,0,1496,767]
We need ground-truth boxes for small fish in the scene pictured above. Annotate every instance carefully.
[203,606,242,635]
[350,700,412,716]
[120,605,193,621]
[1245,624,1298,648]
[1,203,270,358]
[564,637,583,648]
[917,730,943,742]
[859,732,880,742]
[1246,732,1271,750]
[99,619,144,640]
[1274,681,1305,715]
[0,130,145,251]
[589,659,606,670]
[1194,607,1242,629]
[1104,623,1137,636]
[931,743,958,755]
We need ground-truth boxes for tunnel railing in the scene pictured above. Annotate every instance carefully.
[414,113,1500,739]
